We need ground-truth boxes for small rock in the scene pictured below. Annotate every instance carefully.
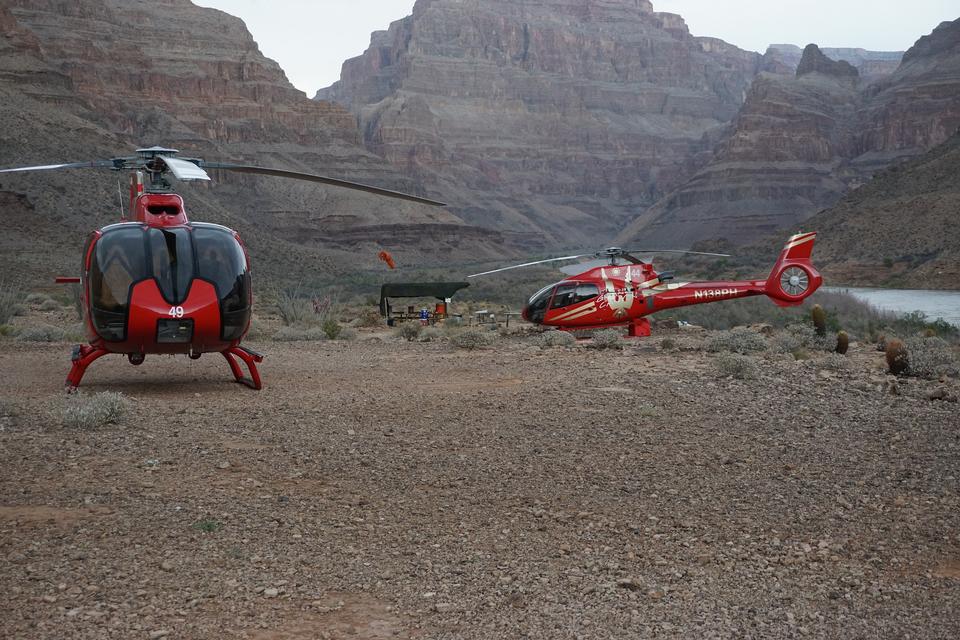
[263,588,279,597]
[435,602,457,613]
[160,560,174,572]
[217,461,232,470]
[149,631,171,639]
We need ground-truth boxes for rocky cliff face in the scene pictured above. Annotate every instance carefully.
[0,0,513,286]
[806,131,960,290]
[317,0,760,245]
[619,20,960,250]
[763,44,903,80]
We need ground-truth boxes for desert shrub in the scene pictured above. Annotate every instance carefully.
[0,325,18,337]
[772,324,832,354]
[660,338,677,351]
[322,318,343,340]
[451,328,496,350]
[272,326,328,342]
[819,352,852,372]
[63,392,130,429]
[704,327,768,354]
[276,291,319,327]
[418,327,444,342]
[444,316,464,328]
[337,327,358,341]
[589,329,624,350]
[395,322,423,341]
[538,330,576,348]
[25,293,51,305]
[713,353,760,379]
[353,308,384,328]
[18,324,66,342]
[904,336,959,378]
[0,280,23,325]
[885,338,909,375]
[38,298,61,311]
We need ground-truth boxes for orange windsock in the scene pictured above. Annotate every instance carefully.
[378,250,396,270]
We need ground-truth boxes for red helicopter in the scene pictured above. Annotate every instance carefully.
[469,233,823,336]
[0,146,444,391]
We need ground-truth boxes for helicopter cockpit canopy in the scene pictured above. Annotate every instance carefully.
[524,281,600,323]
[88,223,251,342]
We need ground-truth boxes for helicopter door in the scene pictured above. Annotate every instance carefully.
[88,227,148,341]
[194,227,252,341]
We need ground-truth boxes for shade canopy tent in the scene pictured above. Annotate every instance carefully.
[379,282,470,318]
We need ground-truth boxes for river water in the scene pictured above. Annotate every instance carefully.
[824,287,960,327]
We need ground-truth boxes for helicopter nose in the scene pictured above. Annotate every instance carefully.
[522,305,535,323]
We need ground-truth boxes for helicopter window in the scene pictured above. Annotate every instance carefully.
[194,227,251,340]
[148,228,194,304]
[550,284,577,309]
[90,228,147,312]
[89,227,149,341]
[525,283,557,324]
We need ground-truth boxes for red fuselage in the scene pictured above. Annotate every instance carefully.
[522,233,823,332]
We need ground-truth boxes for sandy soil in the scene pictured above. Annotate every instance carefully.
[1,329,959,639]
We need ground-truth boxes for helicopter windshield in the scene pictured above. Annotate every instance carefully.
[88,224,251,343]
[194,226,251,340]
[148,228,194,303]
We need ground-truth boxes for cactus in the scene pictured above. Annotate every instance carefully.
[835,330,849,355]
[885,338,909,376]
[811,304,827,337]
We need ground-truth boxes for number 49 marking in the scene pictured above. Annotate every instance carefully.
[168,306,185,318]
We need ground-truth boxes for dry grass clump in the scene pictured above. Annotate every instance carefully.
[272,326,328,342]
[818,352,852,372]
[352,308,384,328]
[713,353,760,379]
[276,292,320,327]
[772,324,833,355]
[337,327,358,341]
[63,392,130,429]
[538,330,576,348]
[450,328,496,350]
[1,280,24,325]
[395,322,423,341]
[38,298,61,311]
[704,327,768,354]
[418,327,445,342]
[18,324,66,342]
[588,329,624,350]
[904,336,959,379]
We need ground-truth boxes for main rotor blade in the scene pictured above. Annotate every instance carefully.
[199,162,446,207]
[624,249,731,257]
[468,254,592,278]
[0,160,116,174]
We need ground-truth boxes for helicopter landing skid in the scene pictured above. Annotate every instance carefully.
[222,346,264,390]
[627,318,651,338]
[65,344,110,393]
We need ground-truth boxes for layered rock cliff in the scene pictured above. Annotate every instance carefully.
[763,44,903,80]
[619,19,960,249]
[806,131,960,290]
[0,0,514,286]
[317,0,760,245]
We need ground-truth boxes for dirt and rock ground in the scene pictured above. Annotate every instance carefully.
[1,325,959,639]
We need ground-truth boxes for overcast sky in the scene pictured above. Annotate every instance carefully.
[193,0,958,96]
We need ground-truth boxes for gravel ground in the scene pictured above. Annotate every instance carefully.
[1,329,958,639]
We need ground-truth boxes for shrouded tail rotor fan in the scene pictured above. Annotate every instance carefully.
[779,266,810,297]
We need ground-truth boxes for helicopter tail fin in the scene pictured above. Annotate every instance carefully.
[764,232,823,307]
